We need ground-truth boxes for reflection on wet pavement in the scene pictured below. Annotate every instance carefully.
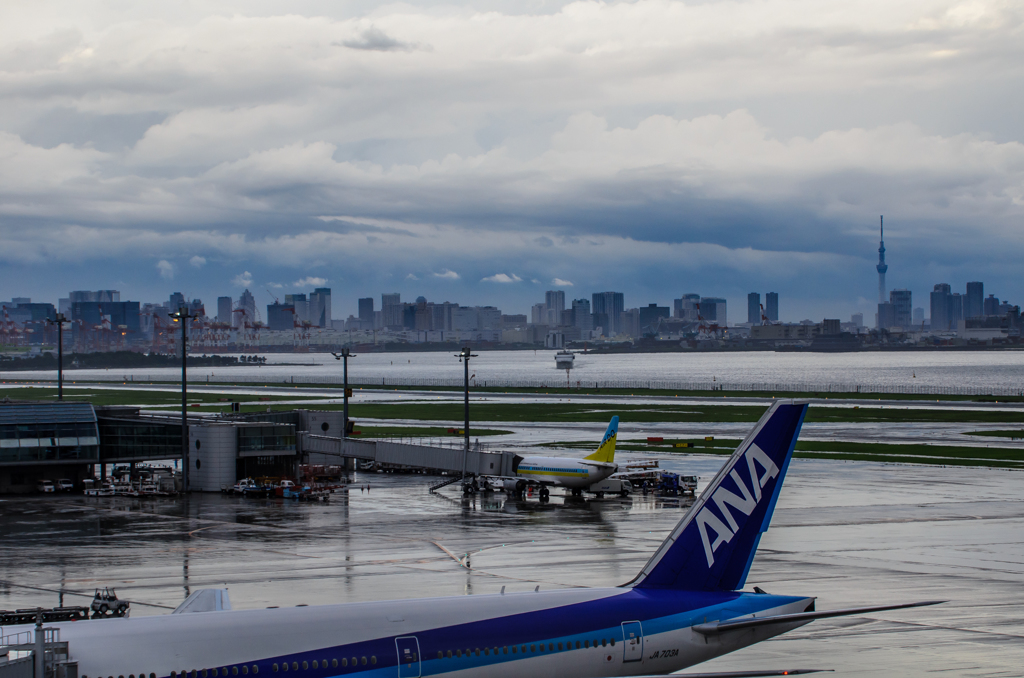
[2,458,1023,677]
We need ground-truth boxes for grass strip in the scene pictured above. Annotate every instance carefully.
[346,426,512,438]
[0,387,303,408]
[6,387,1024,425]
[542,436,1024,468]
[344,402,1024,425]
[6,378,1024,403]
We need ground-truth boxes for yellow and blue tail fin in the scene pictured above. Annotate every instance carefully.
[584,416,618,463]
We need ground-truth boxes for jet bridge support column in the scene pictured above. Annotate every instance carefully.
[34,614,45,678]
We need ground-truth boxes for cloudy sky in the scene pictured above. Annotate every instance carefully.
[1,0,1022,322]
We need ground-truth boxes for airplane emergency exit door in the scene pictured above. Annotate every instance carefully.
[395,636,421,678]
[621,621,643,663]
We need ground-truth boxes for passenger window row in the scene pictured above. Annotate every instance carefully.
[272,658,376,671]
[79,637,611,678]
[434,637,614,659]
[81,669,259,678]
[80,658,379,678]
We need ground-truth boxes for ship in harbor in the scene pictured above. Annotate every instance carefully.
[554,350,575,369]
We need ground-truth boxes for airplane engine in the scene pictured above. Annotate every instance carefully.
[503,479,526,494]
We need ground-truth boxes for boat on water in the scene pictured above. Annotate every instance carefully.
[554,350,575,369]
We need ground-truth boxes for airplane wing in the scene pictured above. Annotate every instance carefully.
[172,588,232,614]
[691,600,944,635]
[586,461,618,469]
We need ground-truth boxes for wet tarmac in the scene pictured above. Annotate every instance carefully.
[2,457,1023,677]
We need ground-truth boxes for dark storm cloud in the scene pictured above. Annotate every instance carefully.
[0,0,1022,319]
[339,27,414,52]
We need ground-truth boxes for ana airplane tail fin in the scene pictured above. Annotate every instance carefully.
[629,401,808,592]
[584,416,618,463]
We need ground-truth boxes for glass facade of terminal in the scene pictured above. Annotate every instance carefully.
[98,416,183,462]
[238,425,296,454]
[0,403,99,464]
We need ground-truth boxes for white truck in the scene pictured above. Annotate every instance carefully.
[587,477,632,498]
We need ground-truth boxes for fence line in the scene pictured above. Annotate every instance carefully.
[17,372,1024,397]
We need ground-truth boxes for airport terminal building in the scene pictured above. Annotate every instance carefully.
[0,402,337,494]
[0,403,100,493]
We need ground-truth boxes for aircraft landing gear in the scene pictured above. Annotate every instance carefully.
[571,488,583,498]
[539,488,550,502]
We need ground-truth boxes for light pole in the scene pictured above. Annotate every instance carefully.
[170,307,197,491]
[331,348,356,438]
[46,313,67,401]
[455,346,477,479]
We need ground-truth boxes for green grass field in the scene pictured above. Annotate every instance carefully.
[5,386,1024,424]
[343,401,1024,424]
[5,385,1023,468]
[543,436,1024,468]
[0,387,308,408]
[346,426,512,438]
[8,377,1024,403]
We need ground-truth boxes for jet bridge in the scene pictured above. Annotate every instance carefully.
[300,433,520,478]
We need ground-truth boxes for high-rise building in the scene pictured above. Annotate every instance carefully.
[267,303,295,331]
[930,284,952,331]
[876,216,887,304]
[531,303,546,325]
[477,306,502,331]
[285,294,308,324]
[765,292,779,322]
[913,307,924,325]
[851,313,864,328]
[70,300,141,335]
[984,294,1000,316]
[358,298,374,322]
[452,306,478,331]
[949,293,963,327]
[545,291,565,315]
[591,292,624,335]
[381,293,403,328]
[437,302,456,331]
[308,288,331,327]
[217,296,233,324]
[877,302,896,329]
[747,292,761,325]
[69,290,120,304]
[638,303,670,334]
[169,292,185,312]
[890,289,912,328]
[236,289,256,328]
[965,282,983,318]
[620,308,640,338]
[572,299,592,333]
[701,297,727,326]
[674,293,700,322]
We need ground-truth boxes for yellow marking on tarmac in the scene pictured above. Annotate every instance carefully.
[433,541,471,569]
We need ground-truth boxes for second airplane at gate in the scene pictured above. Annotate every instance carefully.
[484,416,620,499]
